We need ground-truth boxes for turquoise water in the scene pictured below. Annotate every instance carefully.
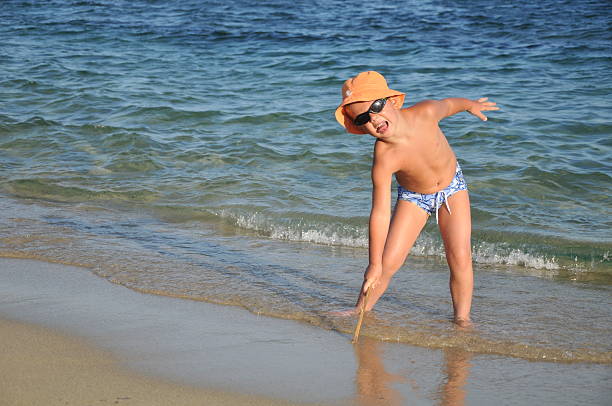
[1,0,611,362]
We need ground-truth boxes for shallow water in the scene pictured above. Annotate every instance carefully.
[1,0,611,363]
[2,258,610,406]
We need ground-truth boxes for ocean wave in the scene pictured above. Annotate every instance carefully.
[209,208,609,275]
[4,179,158,203]
[473,242,559,271]
[214,208,369,248]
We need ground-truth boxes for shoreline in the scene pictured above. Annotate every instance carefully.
[1,257,610,405]
[0,258,356,405]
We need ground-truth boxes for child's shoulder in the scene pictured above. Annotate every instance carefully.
[398,100,441,129]
[403,99,438,118]
[372,138,399,163]
[371,141,397,175]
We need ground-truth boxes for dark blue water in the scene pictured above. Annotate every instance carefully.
[1,0,611,362]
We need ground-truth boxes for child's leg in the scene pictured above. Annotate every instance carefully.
[357,200,428,311]
[437,190,473,322]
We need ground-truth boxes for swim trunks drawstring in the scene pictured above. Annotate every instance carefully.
[434,190,451,224]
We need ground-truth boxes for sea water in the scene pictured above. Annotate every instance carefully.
[1,0,610,363]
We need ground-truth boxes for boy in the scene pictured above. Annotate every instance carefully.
[335,71,498,325]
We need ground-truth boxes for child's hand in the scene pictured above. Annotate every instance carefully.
[362,264,382,294]
[467,97,499,121]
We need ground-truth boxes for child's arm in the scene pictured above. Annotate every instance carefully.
[362,155,393,294]
[420,97,499,122]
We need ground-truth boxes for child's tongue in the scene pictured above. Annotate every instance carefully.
[377,121,389,133]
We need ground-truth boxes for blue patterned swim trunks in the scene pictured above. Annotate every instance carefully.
[397,162,468,223]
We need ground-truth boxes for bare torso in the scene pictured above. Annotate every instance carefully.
[374,104,457,194]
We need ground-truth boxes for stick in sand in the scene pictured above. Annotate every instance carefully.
[352,287,371,344]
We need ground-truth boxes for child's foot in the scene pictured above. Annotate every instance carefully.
[453,317,473,328]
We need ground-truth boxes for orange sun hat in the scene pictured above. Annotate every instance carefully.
[335,71,405,134]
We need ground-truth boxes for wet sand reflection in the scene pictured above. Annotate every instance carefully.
[438,348,472,406]
[353,337,472,406]
[354,337,406,406]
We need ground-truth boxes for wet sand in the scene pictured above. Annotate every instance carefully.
[0,258,610,405]
[0,318,302,406]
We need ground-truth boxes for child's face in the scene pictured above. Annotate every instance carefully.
[345,98,399,138]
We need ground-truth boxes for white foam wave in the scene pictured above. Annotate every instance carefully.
[473,242,560,270]
[215,209,369,247]
[215,209,566,271]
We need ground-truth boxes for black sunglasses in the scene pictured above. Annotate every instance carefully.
[353,98,387,126]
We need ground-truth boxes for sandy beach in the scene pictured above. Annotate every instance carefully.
[0,318,302,406]
[0,258,610,405]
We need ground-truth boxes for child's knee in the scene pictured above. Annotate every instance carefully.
[447,248,472,269]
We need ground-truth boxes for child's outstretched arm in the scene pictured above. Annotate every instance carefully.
[421,97,499,122]
[361,152,393,295]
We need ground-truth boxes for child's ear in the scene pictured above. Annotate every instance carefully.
[389,97,400,109]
